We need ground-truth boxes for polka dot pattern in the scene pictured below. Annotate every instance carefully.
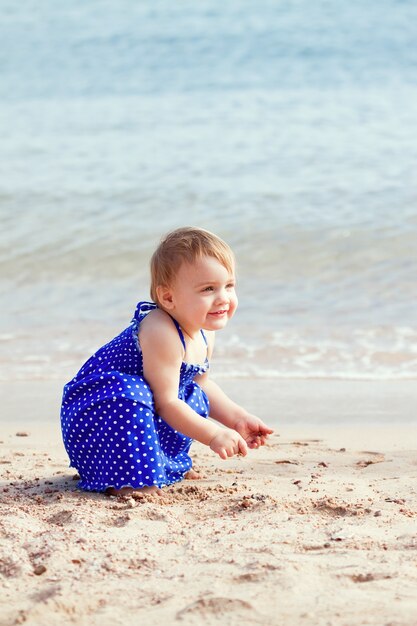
[61,301,210,492]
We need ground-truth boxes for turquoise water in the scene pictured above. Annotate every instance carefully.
[1,1,416,380]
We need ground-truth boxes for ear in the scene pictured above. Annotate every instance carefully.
[156,285,175,310]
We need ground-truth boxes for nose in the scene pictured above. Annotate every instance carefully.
[215,287,229,305]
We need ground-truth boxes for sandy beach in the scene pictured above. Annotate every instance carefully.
[1,379,416,626]
[2,0,417,622]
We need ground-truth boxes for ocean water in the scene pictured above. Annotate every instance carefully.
[1,0,416,382]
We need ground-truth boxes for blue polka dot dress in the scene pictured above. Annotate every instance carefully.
[60,301,210,492]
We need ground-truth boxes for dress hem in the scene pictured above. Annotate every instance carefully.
[69,462,191,493]
[77,475,188,493]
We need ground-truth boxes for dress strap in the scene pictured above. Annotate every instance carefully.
[200,329,208,345]
[170,317,187,351]
[132,300,157,322]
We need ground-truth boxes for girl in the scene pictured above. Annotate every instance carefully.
[61,227,273,496]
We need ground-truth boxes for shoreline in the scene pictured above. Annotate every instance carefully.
[1,377,417,427]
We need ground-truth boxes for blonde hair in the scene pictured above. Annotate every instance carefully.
[150,226,235,306]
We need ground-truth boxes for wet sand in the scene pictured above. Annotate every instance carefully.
[1,380,417,625]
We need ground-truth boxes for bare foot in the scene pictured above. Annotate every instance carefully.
[106,485,164,497]
[184,469,204,480]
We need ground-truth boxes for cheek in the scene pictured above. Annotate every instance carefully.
[229,295,238,316]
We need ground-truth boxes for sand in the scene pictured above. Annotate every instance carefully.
[1,380,417,626]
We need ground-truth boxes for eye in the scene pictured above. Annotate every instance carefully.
[202,286,214,292]
[226,283,235,290]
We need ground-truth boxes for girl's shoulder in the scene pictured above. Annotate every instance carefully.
[139,306,174,334]
[139,308,185,362]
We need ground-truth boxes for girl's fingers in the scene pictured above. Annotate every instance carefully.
[238,438,248,456]
[248,434,267,448]
[256,420,273,435]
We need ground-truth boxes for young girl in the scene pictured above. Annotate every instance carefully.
[61,227,273,496]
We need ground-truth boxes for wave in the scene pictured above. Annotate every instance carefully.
[1,325,416,382]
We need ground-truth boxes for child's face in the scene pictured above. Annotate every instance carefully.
[160,255,238,334]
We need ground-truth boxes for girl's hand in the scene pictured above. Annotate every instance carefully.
[234,414,274,449]
[209,428,248,460]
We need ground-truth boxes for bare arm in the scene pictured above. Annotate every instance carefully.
[140,310,219,444]
[139,311,247,458]
[196,332,274,448]
[196,330,247,428]
[197,375,247,429]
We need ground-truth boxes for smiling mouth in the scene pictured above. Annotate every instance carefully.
[209,310,228,316]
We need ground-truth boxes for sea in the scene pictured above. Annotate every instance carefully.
[1,0,416,384]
